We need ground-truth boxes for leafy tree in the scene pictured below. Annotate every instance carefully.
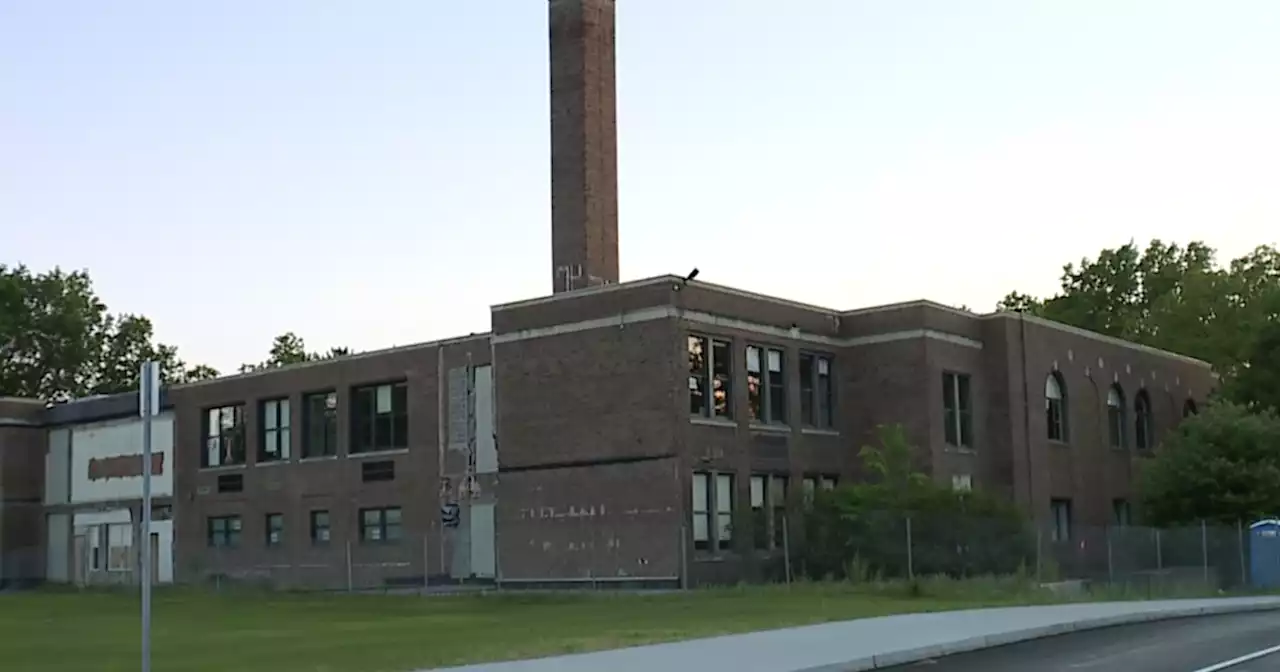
[238,332,351,373]
[1138,401,1280,526]
[801,424,1034,580]
[999,240,1280,391]
[0,265,216,400]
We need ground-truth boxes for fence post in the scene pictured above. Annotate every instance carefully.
[679,522,689,591]
[1238,519,1248,590]
[1155,529,1163,571]
[905,515,914,581]
[783,516,792,586]
[345,541,353,593]
[1035,526,1043,583]
[1106,525,1114,584]
[1201,520,1210,587]
[423,533,430,592]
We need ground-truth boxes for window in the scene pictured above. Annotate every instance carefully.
[942,372,973,448]
[259,398,291,462]
[88,526,101,570]
[715,473,734,550]
[107,524,132,572]
[802,477,816,506]
[359,507,402,544]
[216,473,243,493]
[692,472,711,551]
[1113,499,1131,527]
[265,513,284,547]
[771,475,788,548]
[207,515,242,548]
[750,475,769,549]
[820,476,837,491]
[1045,374,1067,442]
[1050,499,1072,542]
[1134,390,1153,451]
[204,405,246,467]
[351,383,408,453]
[688,336,732,419]
[799,353,834,428]
[310,511,331,545]
[303,391,339,458]
[361,460,396,482]
[1107,385,1126,449]
[951,473,973,492]
[1183,398,1198,418]
[747,346,787,424]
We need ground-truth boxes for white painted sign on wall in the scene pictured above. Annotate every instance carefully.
[69,414,174,504]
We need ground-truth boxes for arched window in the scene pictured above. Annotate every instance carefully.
[1183,398,1198,418]
[1045,373,1068,442]
[1134,390,1153,451]
[1107,385,1126,449]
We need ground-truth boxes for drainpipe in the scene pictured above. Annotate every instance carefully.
[1018,313,1035,512]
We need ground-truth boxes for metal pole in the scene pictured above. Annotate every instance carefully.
[905,516,914,581]
[782,515,792,586]
[1201,520,1210,587]
[423,533,430,592]
[1238,519,1247,589]
[1035,526,1043,583]
[1156,529,1163,571]
[1106,525,1114,584]
[345,541,353,592]
[679,522,689,590]
[139,361,158,672]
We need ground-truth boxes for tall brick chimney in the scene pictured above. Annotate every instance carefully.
[549,0,619,293]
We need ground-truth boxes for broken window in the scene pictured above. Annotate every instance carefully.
[689,335,732,419]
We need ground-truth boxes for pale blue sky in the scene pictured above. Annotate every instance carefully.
[3,1,1278,373]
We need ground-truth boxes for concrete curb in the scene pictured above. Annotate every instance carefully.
[802,601,1280,672]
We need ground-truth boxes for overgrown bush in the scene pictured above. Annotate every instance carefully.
[800,424,1035,581]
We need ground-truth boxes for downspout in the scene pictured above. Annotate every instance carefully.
[1018,313,1035,511]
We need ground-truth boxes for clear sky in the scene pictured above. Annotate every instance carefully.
[3,1,1278,373]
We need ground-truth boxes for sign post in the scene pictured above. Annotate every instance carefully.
[139,361,160,672]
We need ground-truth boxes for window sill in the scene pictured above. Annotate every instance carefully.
[801,427,839,436]
[255,459,291,467]
[944,445,977,455]
[1048,439,1071,448]
[691,417,735,429]
[199,464,247,473]
[348,448,410,459]
[748,423,791,434]
[692,552,736,562]
[299,455,339,463]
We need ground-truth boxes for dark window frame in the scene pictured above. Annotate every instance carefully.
[746,345,787,425]
[1107,384,1127,449]
[688,335,733,419]
[265,513,284,547]
[359,506,403,544]
[350,382,409,454]
[942,371,974,448]
[207,515,242,548]
[302,391,339,458]
[1134,389,1153,451]
[309,510,331,546]
[203,404,246,468]
[259,397,291,462]
[1050,498,1072,542]
[1045,373,1068,443]
[799,352,834,428]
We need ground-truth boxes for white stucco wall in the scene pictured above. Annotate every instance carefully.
[69,414,174,504]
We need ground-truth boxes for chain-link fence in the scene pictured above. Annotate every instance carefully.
[791,509,1255,594]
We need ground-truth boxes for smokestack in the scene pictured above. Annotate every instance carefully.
[549,0,619,293]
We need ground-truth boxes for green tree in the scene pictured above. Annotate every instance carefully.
[0,265,216,400]
[1138,401,1280,526]
[999,240,1280,376]
[801,424,1033,580]
[239,332,351,373]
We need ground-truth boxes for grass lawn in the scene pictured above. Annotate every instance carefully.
[0,579,1219,672]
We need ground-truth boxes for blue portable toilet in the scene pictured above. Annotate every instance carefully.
[1249,520,1280,589]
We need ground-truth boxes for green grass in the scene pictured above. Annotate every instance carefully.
[0,578,1235,672]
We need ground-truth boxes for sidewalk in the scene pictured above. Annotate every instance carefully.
[426,596,1280,672]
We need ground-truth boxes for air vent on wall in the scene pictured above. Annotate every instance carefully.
[216,473,243,493]
[362,460,395,483]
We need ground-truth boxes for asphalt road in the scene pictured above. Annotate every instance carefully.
[884,610,1280,672]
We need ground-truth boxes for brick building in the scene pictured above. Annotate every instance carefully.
[0,0,1215,589]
